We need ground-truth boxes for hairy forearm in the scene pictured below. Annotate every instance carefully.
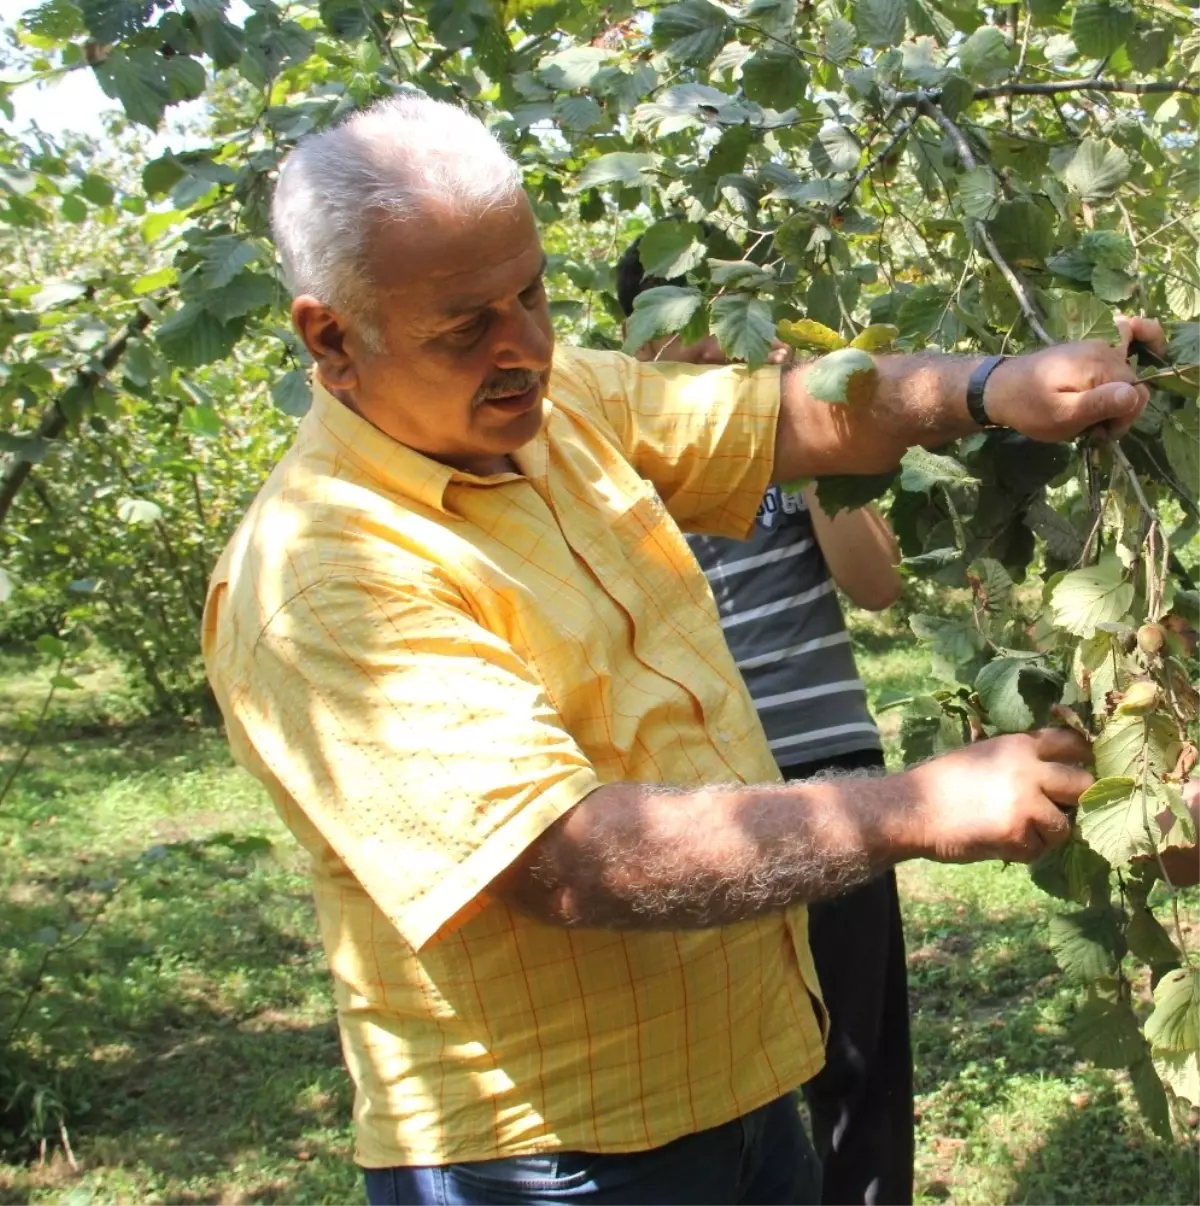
[774,353,980,480]
[493,771,922,929]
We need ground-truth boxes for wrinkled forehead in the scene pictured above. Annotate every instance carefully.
[367,194,543,305]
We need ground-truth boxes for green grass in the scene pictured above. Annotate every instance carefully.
[1,634,1197,1206]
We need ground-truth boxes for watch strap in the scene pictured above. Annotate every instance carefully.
[967,354,1008,429]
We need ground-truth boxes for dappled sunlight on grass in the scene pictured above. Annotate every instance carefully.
[2,645,1197,1205]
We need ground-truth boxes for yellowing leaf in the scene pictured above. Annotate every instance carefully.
[776,318,846,352]
[849,323,899,351]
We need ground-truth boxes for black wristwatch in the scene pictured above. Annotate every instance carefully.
[967,354,1009,429]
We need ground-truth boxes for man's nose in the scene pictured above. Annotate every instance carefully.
[492,304,553,370]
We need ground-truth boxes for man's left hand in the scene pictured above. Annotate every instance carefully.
[985,316,1167,442]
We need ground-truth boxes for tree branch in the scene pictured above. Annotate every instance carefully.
[0,309,152,528]
[893,77,1199,106]
[835,113,918,215]
[917,99,1054,345]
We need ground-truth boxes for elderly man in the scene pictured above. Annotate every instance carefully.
[203,93,1163,1206]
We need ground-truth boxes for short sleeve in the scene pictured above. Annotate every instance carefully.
[551,348,782,538]
[227,571,600,951]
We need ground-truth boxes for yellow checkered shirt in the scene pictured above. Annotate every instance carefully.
[203,346,826,1168]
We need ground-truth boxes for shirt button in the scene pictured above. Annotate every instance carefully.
[717,730,731,743]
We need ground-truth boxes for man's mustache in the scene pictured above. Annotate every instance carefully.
[473,369,543,406]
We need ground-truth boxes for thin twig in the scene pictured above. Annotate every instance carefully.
[890,77,1200,107]
[918,98,1054,344]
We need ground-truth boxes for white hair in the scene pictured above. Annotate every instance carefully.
[270,92,525,348]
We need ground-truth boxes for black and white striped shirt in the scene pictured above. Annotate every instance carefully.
[688,485,881,770]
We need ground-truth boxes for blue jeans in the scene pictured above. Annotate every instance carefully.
[362,1093,820,1205]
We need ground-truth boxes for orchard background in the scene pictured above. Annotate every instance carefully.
[0,0,1197,1200]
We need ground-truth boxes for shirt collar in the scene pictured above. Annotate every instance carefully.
[303,380,541,515]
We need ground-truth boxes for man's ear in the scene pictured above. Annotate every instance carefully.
[292,295,359,392]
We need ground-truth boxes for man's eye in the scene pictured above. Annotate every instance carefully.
[521,278,546,305]
[447,315,487,343]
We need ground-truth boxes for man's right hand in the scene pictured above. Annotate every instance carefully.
[902,730,1093,864]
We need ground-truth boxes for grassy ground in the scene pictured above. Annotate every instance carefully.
[0,628,1197,1206]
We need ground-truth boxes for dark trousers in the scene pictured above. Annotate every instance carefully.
[781,749,914,1206]
[362,1092,821,1205]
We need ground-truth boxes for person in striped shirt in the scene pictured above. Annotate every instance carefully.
[618,247,913,1206]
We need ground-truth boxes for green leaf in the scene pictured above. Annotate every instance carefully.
[652,0,728,63]
[576,152,654,191]
[1051,290,1120,344]
[199,236,257,291]
[1091,266,1135,303]
[1125,907,1181,970]
[1166,324,1198,367]
[155,303,241,368]
[976,656,1064,732]
[94,49,169,130]
[813,472,897,517]
[1077,775,1154,866]
[553,95,603,133]
[60,193,87,223]
[711,261,776,290]
[31,280,88,310]
[35,633,66,659]
[1157,1050,1200,1112]
[957,166,999,220]
[1025,498,1087,562]
[957,25,1013,84]
[538,46,612,90]
[855,0,906,48]
[622,286,704,354]
[900,446,976,493]
[1049,558,1134,638]
[939,74,976,119]
[1059,138,1131,203]
[271,369,312,417]
[202,271,277,323]
[1146,968,1200,1055]
[810,124,861,175]
[179,405,223,438]
[131,265,176,295]
[1127,22,1173,73]
[777,318,846,352]
[807,347,878,405]
[1080,231,1134,270]
[910,613,986,671]
[198,17,245,69]
[1030,836,1110,906]
[639,221,708,280]
[1163,403,1199,500]
[1094,712,1179,782]
[164,55,206,103]
[742,48,807,109]
[79,173,114,207]
[711,294,775,366]
[987,200,1054,267]
[824,17,857,63]
[1129,1055,1173,1142]
[116,496,163,525]
[773,213,819,266]
[316,0,370,36]
[142,154,185,197]
[967,558,1014,613]
[1071,1,1134,58]
[1048,907,1124,981]
[1070,998,1147,1069]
